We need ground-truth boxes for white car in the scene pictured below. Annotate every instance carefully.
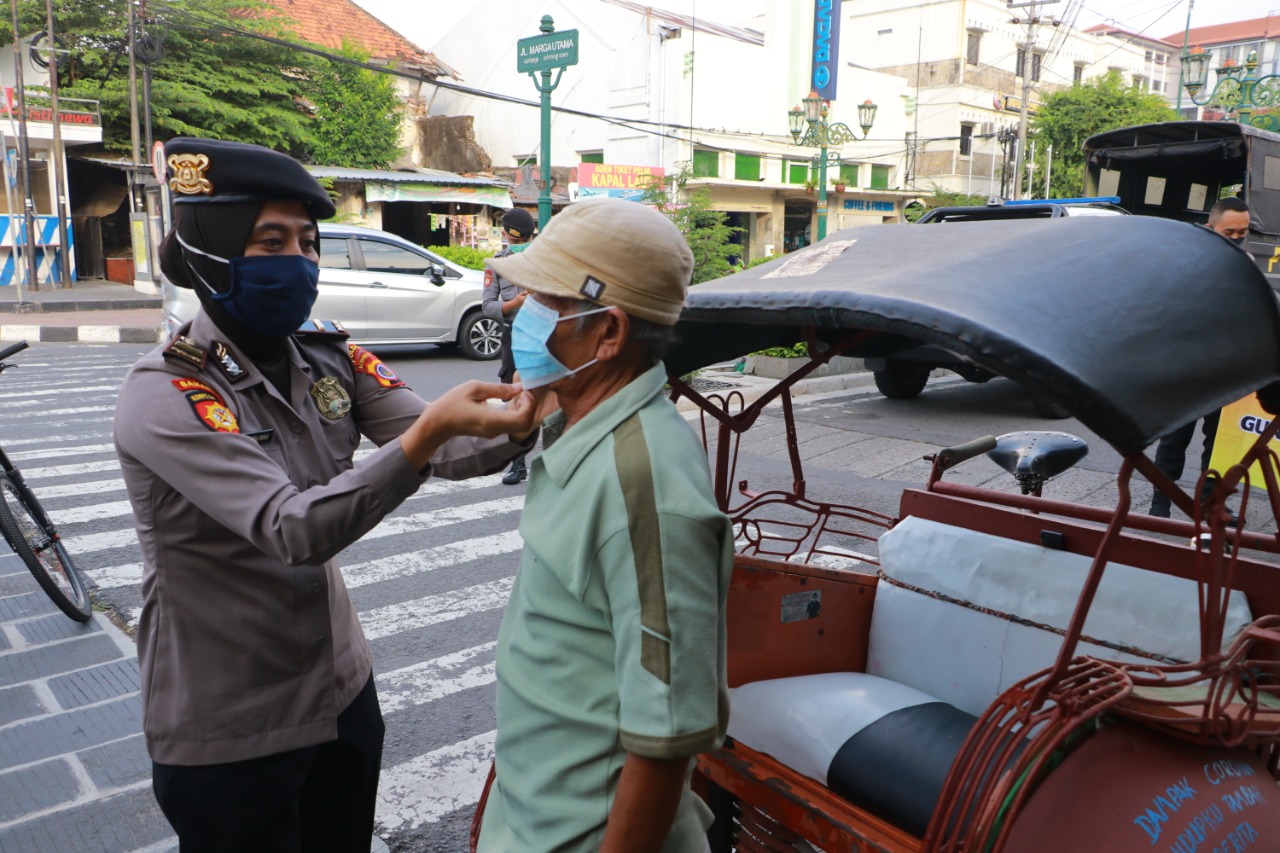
[162,223,502,360]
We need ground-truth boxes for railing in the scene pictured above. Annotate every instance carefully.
[0,92,101,128]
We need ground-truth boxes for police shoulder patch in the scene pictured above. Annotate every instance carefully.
[348,344,405,389]
[172,378,239,434]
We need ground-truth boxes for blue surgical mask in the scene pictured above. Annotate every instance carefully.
[510,297,611,390]
[177,234,320,338]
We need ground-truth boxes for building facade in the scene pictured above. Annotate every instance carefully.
[1163,15,1280,120]
[428,0,913,261]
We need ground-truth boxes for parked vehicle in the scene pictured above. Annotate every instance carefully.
[162,223,501,359]
[864,198,1129,417]
[665,216,1280,852]
[1084,120,1275,291]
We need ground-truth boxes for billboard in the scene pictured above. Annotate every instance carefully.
[812,0,840,101]
[575,163,665,202]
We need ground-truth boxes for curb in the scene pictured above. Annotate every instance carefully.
[0,324,164,344]
[0,299,163,315]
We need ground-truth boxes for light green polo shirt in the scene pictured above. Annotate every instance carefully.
[478,363,733,853]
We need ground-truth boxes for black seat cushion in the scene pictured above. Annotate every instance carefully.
[826,701,978,837]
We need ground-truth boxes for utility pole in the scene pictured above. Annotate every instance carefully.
[1176,0,1195,113]
[45,0,69,287]
[127,0,140,173]
[1009,0,1058,199]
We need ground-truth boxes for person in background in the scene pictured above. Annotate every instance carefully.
[1149,197,1251,520]
[115,137,540,852]
[473,198,734,852]
[483,207,537,485]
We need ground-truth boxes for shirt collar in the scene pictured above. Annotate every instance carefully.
[538,363,667,487]
[188,310,312,388]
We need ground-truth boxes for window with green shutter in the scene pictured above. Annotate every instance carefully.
[693,149,720,178]
[871,165,891,189]
[839,164,859,186]
[785,161,810,184]
[579,152,604,164]
[735,153,761,181]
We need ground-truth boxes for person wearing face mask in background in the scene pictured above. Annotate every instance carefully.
[113,138,542,851]
[472,198,733,853]
[1148,197,1251,520]
[482,207,537,485]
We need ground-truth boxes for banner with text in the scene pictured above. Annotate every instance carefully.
[575,163,664,202]
[1209,393,1277,491]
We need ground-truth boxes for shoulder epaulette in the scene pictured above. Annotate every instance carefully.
[294,319,350,339]
[162,335,208,370]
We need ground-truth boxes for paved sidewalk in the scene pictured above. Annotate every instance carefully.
[0,280,164,345]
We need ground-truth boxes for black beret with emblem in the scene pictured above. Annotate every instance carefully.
[164,137,336,220]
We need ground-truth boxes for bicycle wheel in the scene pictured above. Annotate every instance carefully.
[0,478,91,621]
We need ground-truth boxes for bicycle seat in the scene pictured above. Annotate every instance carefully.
[986,431,1089,494]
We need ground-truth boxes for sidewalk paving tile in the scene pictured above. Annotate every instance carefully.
[17,612,103,646]
[48,659,142,711]
[0,757,80,822]
[0,695,142,766]
[0,684,42,727]
[79,734,151,790]
[0,785,173,852]
[0,633,123,688]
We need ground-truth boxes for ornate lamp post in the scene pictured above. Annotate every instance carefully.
[1182,47,1280,132]
[788,91,876,242]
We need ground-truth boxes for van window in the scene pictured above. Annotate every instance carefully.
[318,237,351,270]
[358,240,433,275]
[1265,155,1280,191]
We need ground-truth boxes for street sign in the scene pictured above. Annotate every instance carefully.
[516,29,579,74]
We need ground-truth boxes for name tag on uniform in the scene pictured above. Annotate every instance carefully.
[244,429,275,445]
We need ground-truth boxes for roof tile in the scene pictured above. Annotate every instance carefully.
[262,0,456,76]
[1162,16,1280,48]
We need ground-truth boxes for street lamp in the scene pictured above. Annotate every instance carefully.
[787,91,877,242]
[1181,47,1280,132]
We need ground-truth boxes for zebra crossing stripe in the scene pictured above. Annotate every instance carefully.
[361,577,514,642]
[375,730,496,833]
[377,641,497,715]
[344,530,523,589]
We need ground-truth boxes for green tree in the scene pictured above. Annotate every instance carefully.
[641,165,741,284]
[1031,70,1177,198]
[902,184,989,222]
[301,43,403,168]
[6,1,402,162]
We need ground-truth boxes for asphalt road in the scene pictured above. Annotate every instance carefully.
[0,340,1237,851]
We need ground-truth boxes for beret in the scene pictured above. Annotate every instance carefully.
[164,137,336,220]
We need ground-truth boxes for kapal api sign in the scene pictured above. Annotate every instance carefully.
[811,0,840,101]
[575,163,665,202]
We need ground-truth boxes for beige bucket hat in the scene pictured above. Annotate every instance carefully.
[487,197,693,325]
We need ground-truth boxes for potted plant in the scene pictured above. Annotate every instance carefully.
[802,178,818,195]
[830,177,847,193]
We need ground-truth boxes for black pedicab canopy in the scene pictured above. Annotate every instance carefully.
[667,216,1280,455]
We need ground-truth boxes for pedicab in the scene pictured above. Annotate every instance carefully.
[663,215,1280,852]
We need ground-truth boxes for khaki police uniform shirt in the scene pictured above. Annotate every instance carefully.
[114,310,525,766]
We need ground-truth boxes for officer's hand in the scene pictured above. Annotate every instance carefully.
[514,291,528,307]
[508,386,557,443]
[401,381,537,469]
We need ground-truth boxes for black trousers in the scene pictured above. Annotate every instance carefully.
[1150,409,1222,516]
[498,320,515,385]
[153,675,384,853]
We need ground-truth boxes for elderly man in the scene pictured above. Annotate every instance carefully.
[473,198,734,852]
[114,137,538,850]
[1149,197,1252,519]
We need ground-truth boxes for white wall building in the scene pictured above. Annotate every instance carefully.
[429,0,914,259]
[845,0,1170,198]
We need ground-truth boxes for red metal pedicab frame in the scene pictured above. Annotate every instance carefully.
[665,215,1280,852]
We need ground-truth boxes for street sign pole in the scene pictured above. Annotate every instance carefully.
[517,16,578,231]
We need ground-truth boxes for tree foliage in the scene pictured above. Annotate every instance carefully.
[641,165,742,284]
[902,184,989,222]
[4,0,403,166]
[301,43,403,169]
[1030,71,1177,198]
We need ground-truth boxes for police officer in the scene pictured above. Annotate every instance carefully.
[114,138,540,851]
[482,207,536,484]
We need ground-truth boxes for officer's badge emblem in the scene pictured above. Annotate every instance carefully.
[310,376,352,420]
[211,341,246,382]
[172,378,239,433]
[167,153,213,196]
[348,345,405,389]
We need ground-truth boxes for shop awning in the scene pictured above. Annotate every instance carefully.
[363,182,512,208]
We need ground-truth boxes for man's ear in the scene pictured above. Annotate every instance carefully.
[593,308,630,363]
